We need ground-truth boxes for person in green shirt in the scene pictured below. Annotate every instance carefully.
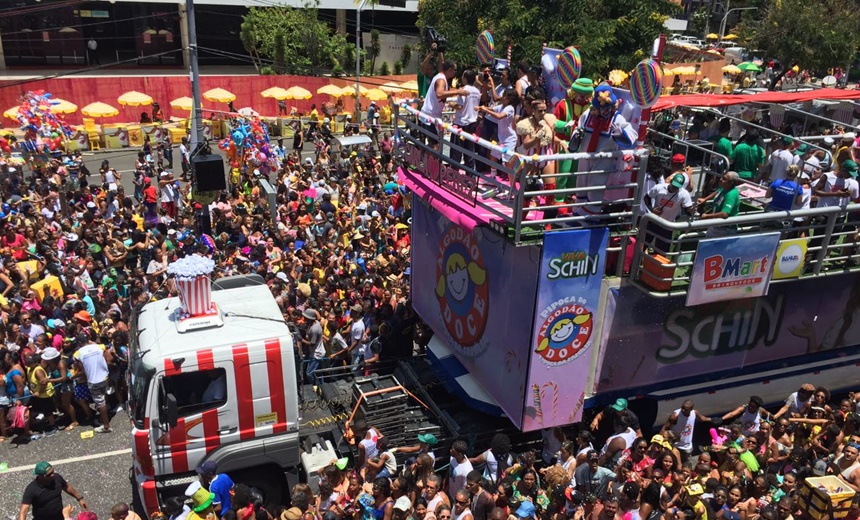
[731,130,765,180]
[711,118,734,172]
[699,171,742,237]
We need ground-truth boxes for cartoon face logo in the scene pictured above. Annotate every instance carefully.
[435,226,489,347]
[535,304,593,366]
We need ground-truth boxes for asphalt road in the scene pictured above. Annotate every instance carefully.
[0,412,134,520]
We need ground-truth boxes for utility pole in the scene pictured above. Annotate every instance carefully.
[184,0,211,234]
[355,0,368,128]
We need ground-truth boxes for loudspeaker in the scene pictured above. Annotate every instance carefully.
[192,154,227,192]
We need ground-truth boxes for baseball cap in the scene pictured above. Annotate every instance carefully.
[46,318,66,329]
[611,398,628,412]
[515,501,536,519]
[670,174,686,189]
[781,136,794,146]
[686,483,704,496]
[393,497,412,512]
[74,310,92,322]
[196,461,217,476]
[34,461,53,475]
[813,459,828,476]
[144,177,151,184]
[671,153,686,164]
[843,132,856,140]
[335,457,349,470]
[302,308,318,320]
[794,143,810,155]
[842,160,858,178]
[41,347,60,361]
[650,434,672,450]
[417,433,438,446]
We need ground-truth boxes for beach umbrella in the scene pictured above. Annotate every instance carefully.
[170,96,194,111]
[284,86,312,100]
[380,82,404,94]
[317,84,344,96]
[3,106,20,120]
[706,33,719,39]
[48,98,78,114]
[723,34,739,40]
[261,87,290,100]
[399,80,419,92]
[341,85,370,97]
[737,62,762,73]
[117,91,154,107]
[822,75,837,87]
[202,88,236,103]
[722,64,742,74]
[364,88,389,101]
[81,102,119,118]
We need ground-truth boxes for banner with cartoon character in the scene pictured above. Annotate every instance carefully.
[523,228,608,431]
[411,201,539,428]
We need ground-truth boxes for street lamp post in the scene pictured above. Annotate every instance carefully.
[719,6,757,42]
[355,0,369,128]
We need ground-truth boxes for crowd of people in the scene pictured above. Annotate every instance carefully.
[0,104,417,444]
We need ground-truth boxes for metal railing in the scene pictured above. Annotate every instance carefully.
[393,101,649,245]
[630,204,860,296]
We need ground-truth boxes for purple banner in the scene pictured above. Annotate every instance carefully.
[523,229,609,431]
[597,273,860,393]
[411,201,539,427]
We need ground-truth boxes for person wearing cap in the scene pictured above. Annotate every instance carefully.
[197,461,234,516]
[814,159,859,209]
[668,154,695,192]
[393,496,413,520]
[185,481,217,520]
[765,164,804,215]
[589,398,642,445]
[142,175,158,222]
[574,450,616,500]
[793,143,821,178]
[760,136,796,183]
[396,433,439,463]
[684,483,708,520]
[644,172,695,251]
[19,461,88,520]
[833,442,860,492]
[699,172,742,237]
[301,308,326,384]
[835,132,858,168]
[721,395,772,437]
[29,347,60,436]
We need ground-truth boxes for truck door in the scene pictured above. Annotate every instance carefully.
[151,354,240,475]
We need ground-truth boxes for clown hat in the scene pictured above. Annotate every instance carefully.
[570,78,595,96]
[185,481,215,513]
[592,83,618,108]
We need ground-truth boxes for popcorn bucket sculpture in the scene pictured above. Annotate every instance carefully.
[168,255,217,318]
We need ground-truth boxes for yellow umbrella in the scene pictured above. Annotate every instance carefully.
[81,101,119,118]
[48,98,78,114]
[284,86,312,100]
[706,33,719,39]
[117,90,153,107]
[722,64,742,74]
[399,80,419,92]
[672,66,698,76]
[170,96,194,111]
[4,106,20,120]
[723,34,738,40]
[341,85,370,97]
[317,84,344,96]
[261,87,290,100]
[364,88,389,101]
[380,82,404,94]
[203,88,236,103]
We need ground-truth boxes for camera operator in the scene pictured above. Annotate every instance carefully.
[418,42,445,100]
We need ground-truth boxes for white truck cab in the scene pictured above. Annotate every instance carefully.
[129,276,300,514]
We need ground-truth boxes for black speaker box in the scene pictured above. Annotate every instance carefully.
[192,154,227,191]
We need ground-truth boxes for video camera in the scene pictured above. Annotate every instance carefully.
[423,26,447,53]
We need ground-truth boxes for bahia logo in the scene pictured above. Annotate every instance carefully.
[435,226,489,347]
[776,244,804,276]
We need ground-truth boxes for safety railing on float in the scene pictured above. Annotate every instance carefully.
[392,101,650,245]
[630,204,860,297]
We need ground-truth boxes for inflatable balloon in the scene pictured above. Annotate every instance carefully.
[629,59,663,109]
[476,31,494,65]
[556,46,582,89]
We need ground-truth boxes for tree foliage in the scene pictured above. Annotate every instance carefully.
[240,1,352,75]
[739,0,860,87]
[415,0,679,77]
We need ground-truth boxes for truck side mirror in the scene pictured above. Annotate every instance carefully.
[164,393,178,428]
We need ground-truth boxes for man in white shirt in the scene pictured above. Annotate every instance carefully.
[793,143,821,179]
[73,343,115,433]
[87,39,99,65]
[762,136,795,182]
[644,174,694,254]
[450,69,482,169]
[448,440,473,497]
[814,160,859,208]
[420,60,465,149]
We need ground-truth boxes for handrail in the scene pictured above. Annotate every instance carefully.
[700,107,831,156]
[640,203,858,231]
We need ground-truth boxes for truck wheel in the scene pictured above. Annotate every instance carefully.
[234,466,285,510]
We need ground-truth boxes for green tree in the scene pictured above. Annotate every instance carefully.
[379,62,391,76]
[688,7,709,38]
[370,29,381,74]
[400,44,413,70]
[415,0,678,78]
[240,0,351,76]
[394,61,404,75]
[739,0,860,89]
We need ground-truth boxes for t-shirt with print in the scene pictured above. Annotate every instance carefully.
[648,183,693,222]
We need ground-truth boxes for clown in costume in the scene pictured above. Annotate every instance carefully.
[570,83,637,218]
[553,78,594,205]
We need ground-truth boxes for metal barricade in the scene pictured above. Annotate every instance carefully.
[630,204,860,297]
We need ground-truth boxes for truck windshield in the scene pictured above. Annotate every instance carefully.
[129,357,154,429]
